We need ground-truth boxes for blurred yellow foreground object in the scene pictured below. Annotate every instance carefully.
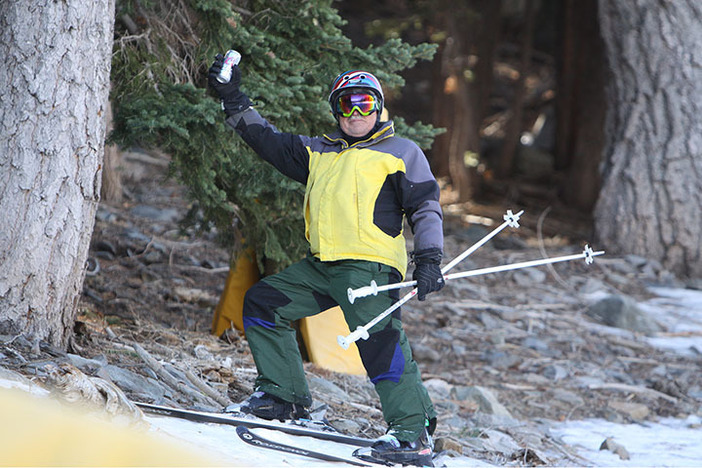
[0,388,221,466]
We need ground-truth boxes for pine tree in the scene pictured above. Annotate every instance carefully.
[111,0,439,271]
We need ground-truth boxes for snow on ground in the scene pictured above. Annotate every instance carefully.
[642,287,702,357]
[550,415,702,467]
[117,285,702,468]
[1,287,700,467]
[548,286,702,468]
[145,409,702,467]
[144,413,493,467]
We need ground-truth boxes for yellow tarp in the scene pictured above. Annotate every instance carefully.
[212,248,259,336]
[213,252,365,375]
[300,306,366,375]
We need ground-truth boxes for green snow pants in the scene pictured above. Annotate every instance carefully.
[241,254,436,442]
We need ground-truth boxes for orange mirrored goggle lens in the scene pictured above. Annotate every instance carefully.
[337,93,378,117]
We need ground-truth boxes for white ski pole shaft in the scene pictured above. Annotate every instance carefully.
[441,209,524,273]
[347,245,604,301]
[339,209,525,349]
[444,245,604,282]
[339,247,604,349]
[347,209,524,304]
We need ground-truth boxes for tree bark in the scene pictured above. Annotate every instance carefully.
[102,98,124,204]
[595,0,702,277]
[557,0,606,211]
[497,0,537,179]
[0,0,115,347]
[431,2,482,201]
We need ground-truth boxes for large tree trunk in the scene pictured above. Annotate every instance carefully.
[496,0,537,179]
[102,98,124,204]
[556,0,605,212]
[0,0,115,348]
[595,1,702,277]
[431,2,486,201]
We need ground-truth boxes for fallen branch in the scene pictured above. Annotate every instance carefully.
[130,341,222,409]
[587,382,678,403]
[183,368,232,407]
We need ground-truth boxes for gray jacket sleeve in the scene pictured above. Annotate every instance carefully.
[396,140,444,254]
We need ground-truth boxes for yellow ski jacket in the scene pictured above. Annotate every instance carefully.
[227,108,443,278]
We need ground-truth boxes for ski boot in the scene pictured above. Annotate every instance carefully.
[230,391,310,421]
[355,428,434,467]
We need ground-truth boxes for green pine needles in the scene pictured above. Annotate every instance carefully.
[111,0,440,273]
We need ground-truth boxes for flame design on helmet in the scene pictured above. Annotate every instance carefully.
[328,70,384,115]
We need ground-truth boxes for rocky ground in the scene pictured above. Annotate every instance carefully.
[2,152,701,466]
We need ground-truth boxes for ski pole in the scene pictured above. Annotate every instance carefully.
[347,209,524,304]
[442,244,603,282]
[338,209,523,349]
[354,245,604,295]
[337,244,603,350]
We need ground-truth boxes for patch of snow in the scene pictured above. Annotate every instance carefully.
[641,287,702,357]
[550,415,702,467]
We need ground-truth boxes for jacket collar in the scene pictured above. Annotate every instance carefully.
[323,120,395,149]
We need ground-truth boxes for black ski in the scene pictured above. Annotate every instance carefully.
[236,426,372,466]
[136,402,373,447]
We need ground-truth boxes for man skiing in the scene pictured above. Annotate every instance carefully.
[208,54,444,467]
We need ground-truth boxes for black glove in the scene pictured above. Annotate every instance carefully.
[207,54,252,116]
[412,248,445,301]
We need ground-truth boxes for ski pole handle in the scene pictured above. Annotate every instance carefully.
[347,279,417,304]
[216,50,241,83]
[338,289,417,349]
[347,280,379,304]
[336,326,369,350]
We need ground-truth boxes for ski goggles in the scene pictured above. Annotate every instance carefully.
[336,93,379,117]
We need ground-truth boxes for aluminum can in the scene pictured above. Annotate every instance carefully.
[216,50,241,83]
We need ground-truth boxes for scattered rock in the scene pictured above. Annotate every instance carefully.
[412,342,442,362]
[2,157,700,467]
[550,388,585,407]
[480,429,522,454]
[451,386,512,418]
[330,418,361,434]
[599,437,630,460]
[607,400,650,421]
[586,294,662,335]
[543,364,569,381]
[424,378,453,400]
[308,375,350,402]
[434,436,463,453]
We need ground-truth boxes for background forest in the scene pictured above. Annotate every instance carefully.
[2,2,702,465]
[4,0,701,347]
[107,0,606,274]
